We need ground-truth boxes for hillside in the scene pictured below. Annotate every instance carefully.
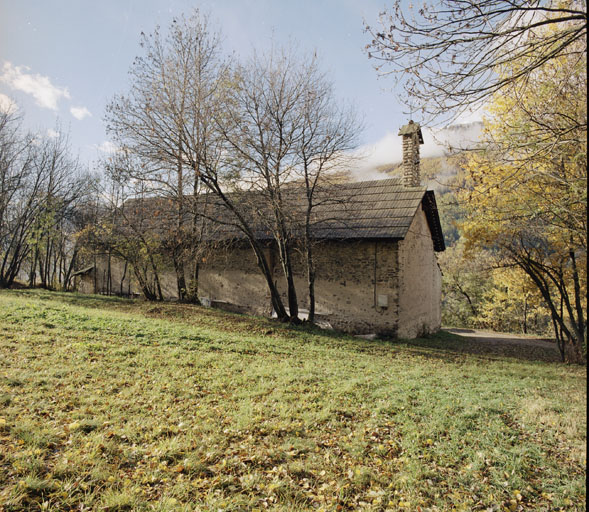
[0,289,585,510]
[369,121,482,187]
[377,154,465,193]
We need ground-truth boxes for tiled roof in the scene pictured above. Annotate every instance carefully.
[122,178,445,251]
[304,178,444,250]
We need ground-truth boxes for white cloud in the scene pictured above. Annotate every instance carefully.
[70,105,92,120]
[0,93,18,114]
[94,140,119,154]
[428,123,483,152]
[356,133,402,170]
[352,129,446,178]
[0,61,70,110]
[47,128,59,138]
[350,122,483,181]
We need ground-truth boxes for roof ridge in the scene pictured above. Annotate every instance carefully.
[119,178,444,250]
[341,177,426,189]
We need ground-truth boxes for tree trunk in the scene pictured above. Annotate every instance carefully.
[185,172,202,305]
[175,149,187,301]
[149,254,164,301]
[93,252,97,294]
[285,268,299,321]
[120,260,128,296]
[251,241,288,320]
[552,313,565,362]
[303,186,317,325]
[307,248,316,324]
[106,251,112,295]
[28,248,38,287]
[133,265,157,301]
[188,260,200,304]
[304,219,316,324]
[63,246,79,292]
[173,253,187,302]
[278,238,299,321]
[569,248,586,354]
[522,296,528,334]
[38,254,46,288]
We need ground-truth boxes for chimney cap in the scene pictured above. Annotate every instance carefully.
[398,120,424,144]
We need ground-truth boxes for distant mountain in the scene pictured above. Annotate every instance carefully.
[352,121,483,184]
[431,121,483,153]
[376,153,467,193]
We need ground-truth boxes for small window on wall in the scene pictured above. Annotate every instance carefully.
[377,294,388,308]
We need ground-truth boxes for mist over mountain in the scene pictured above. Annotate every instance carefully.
[352,121,483,183]
[430,122,483,153]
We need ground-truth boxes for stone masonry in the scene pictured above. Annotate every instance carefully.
[76,120,444,338]
[399,120,424,188]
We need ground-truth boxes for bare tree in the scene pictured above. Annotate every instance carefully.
[218,49,319,321]
[215,50,359,323]
[365,0,587,125]
[105,10,225,302]
[26,129,93,290]
[0,110,35,287]
[0,111,91,289]
[96,152,167,301]
[297,79,359,323]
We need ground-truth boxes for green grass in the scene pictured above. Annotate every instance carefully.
[0,289,585,511]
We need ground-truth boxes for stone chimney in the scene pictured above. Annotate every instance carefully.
[398,120,424,187]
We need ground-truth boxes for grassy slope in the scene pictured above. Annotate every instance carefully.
[0,290,585,511]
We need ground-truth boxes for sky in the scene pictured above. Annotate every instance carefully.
[0,0,463,174]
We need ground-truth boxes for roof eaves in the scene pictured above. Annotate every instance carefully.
[422,191,446,252]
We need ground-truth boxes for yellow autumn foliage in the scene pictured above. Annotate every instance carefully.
[460,19,587,361]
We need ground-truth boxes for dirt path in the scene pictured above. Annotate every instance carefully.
[442,328,562,362]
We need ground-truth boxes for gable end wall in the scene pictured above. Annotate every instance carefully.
[397,205,442,338]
